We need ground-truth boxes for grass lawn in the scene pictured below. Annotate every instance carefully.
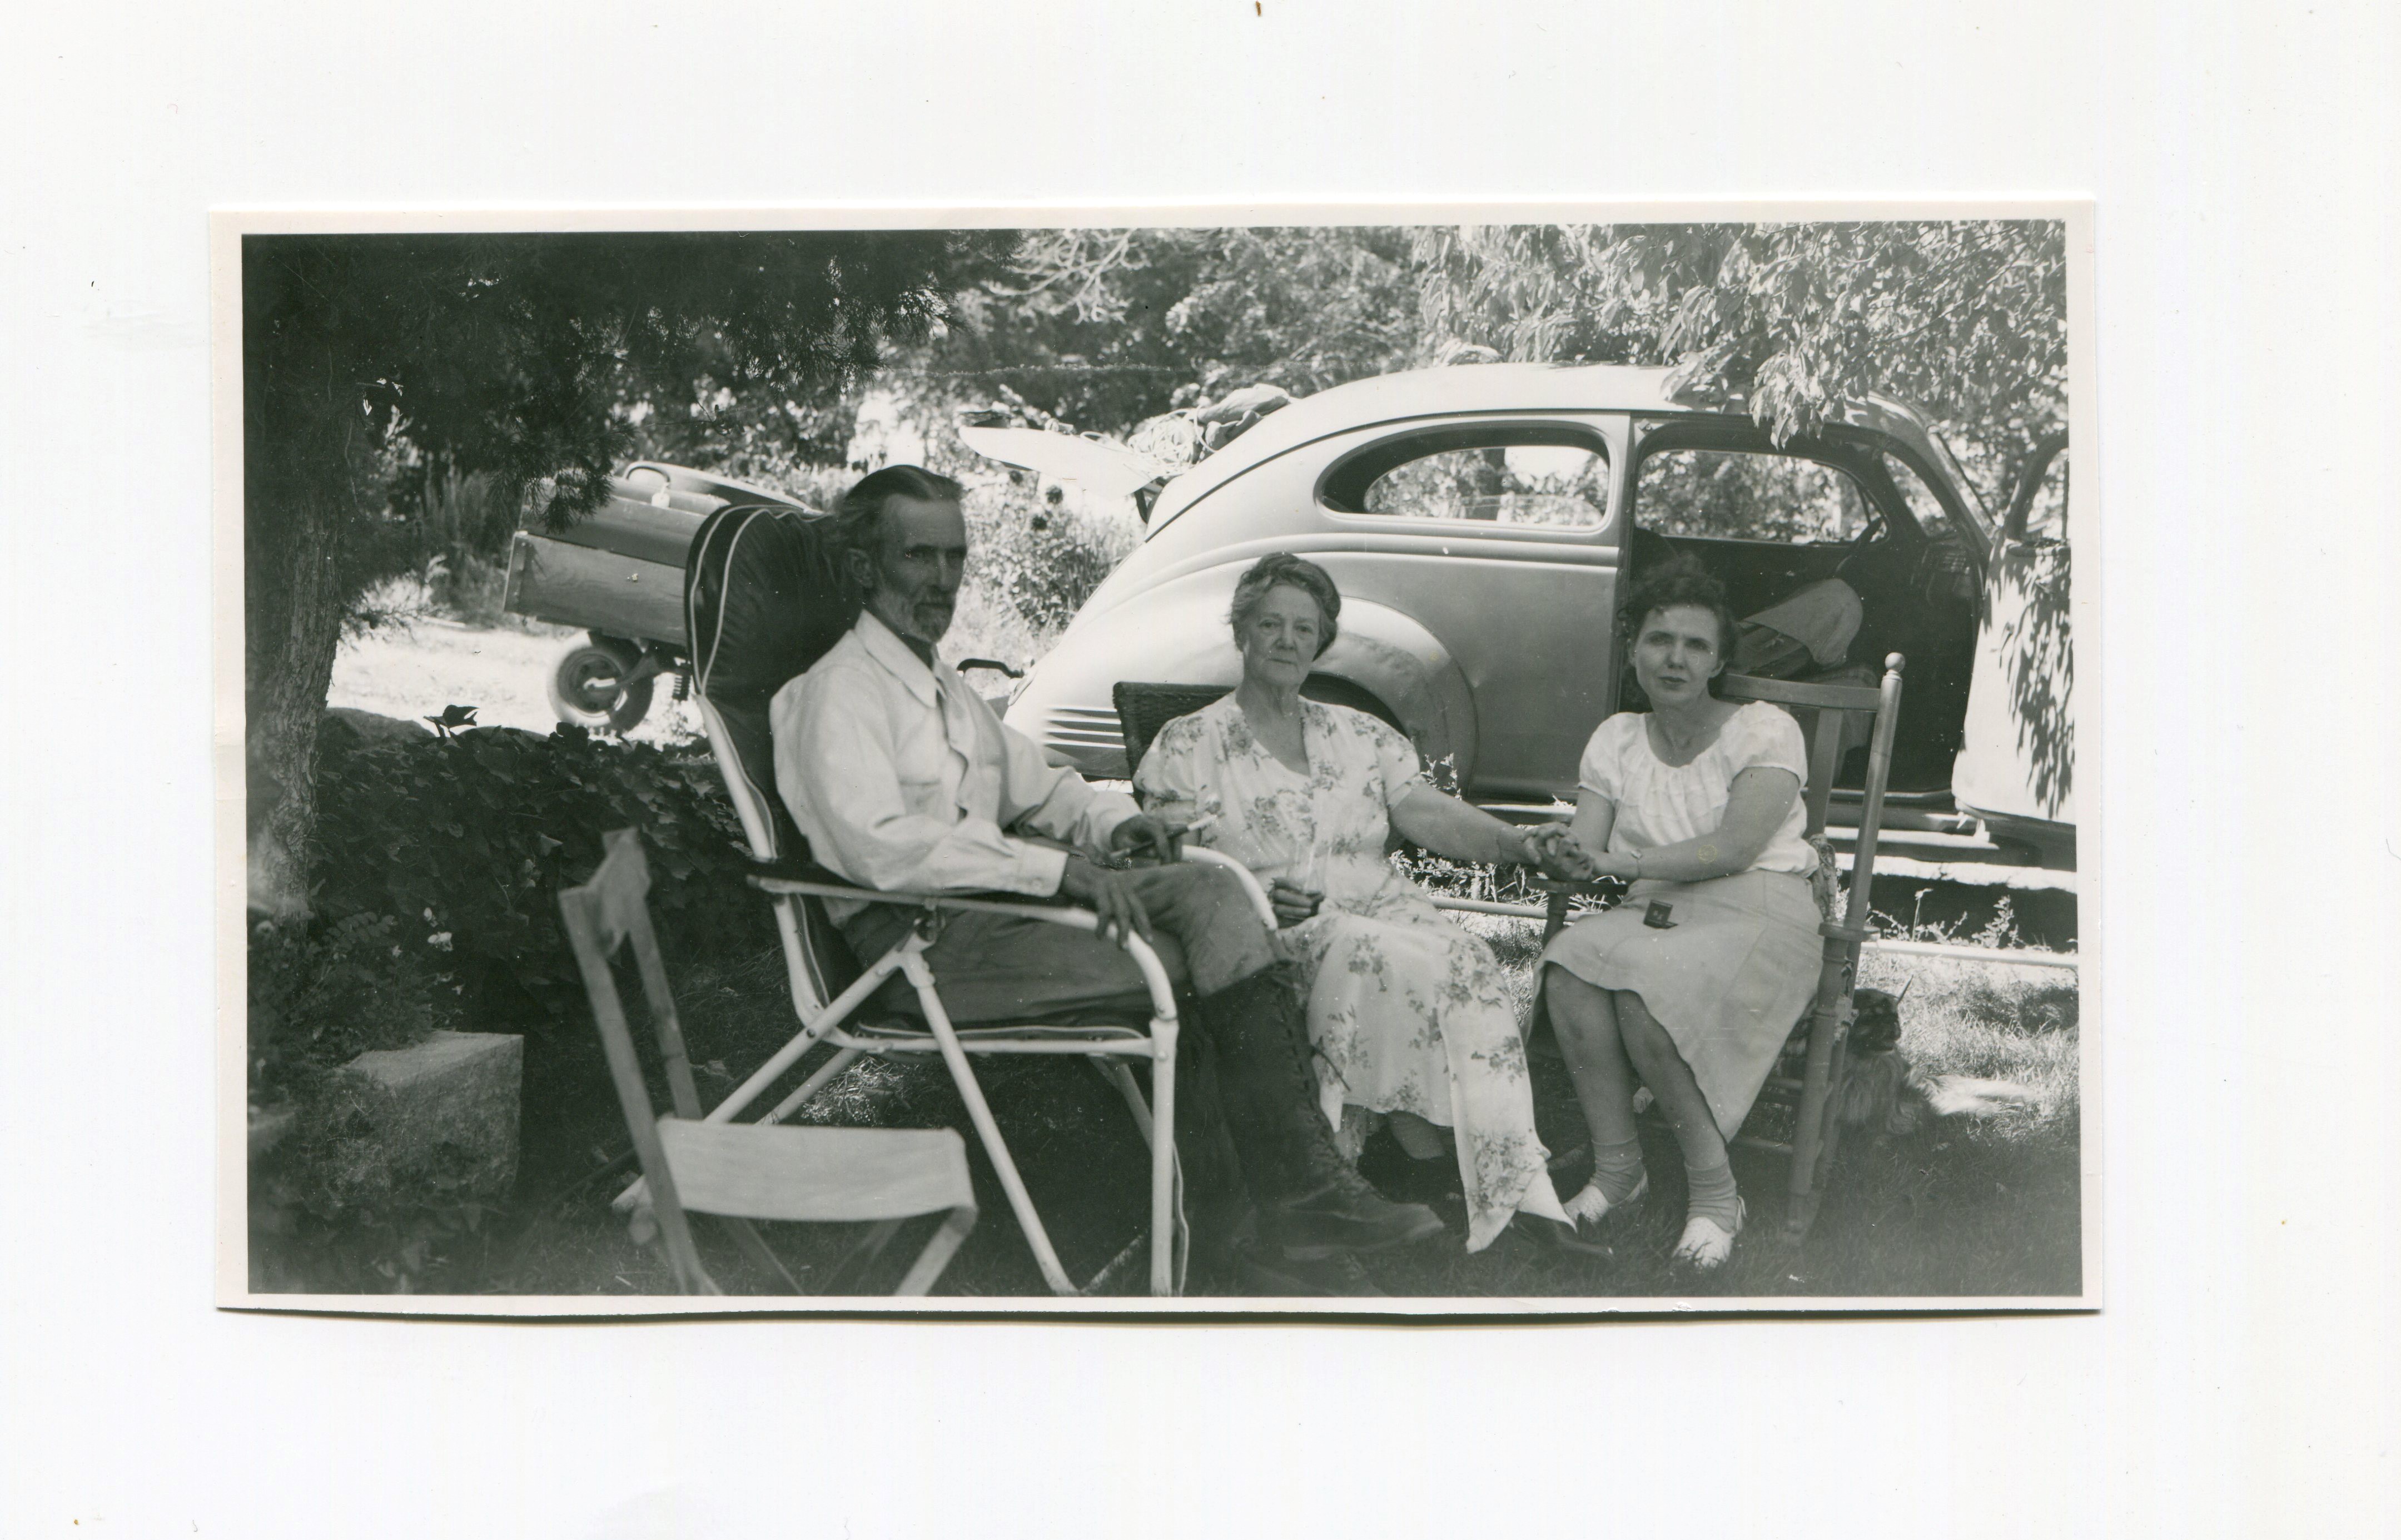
[469,916,2082,1304]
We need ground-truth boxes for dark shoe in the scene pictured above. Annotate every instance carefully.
[1194,966,1446,1257]
[1359,1126,1466,1204]
[1272,1180,1449,1259]
[1512,1211,1618,1260]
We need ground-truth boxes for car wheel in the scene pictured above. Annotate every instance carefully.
[547,639,654,733]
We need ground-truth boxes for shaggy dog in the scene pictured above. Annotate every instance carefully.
[1838,983,2042,1136]
[1838,986,1939,1137]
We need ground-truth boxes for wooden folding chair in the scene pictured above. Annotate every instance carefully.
[654,503,1274,1299]
[561,828,977,1296]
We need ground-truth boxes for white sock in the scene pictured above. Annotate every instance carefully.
[1683,1159,1741,1233]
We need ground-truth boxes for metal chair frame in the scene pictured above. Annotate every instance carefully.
[562,828,978,1296]
[636,694,1273,1299]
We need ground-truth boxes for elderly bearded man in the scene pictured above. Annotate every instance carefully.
[772,466,1444,1290]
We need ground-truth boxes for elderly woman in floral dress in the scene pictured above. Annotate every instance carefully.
[1135,554,1582,1252]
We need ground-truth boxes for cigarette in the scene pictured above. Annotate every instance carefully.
[1184,813,1220,836]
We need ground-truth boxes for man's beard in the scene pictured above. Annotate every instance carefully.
[869,589,954,648]
[908,597,955,642]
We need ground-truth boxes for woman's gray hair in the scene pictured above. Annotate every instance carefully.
[1227,552,1341,657]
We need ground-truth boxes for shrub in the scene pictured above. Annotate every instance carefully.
[961,476,1137,635]
[306,716,770,1038]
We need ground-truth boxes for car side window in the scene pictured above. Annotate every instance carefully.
[2019,451,2069,544]
[1881,451,1953,537]
[1635,448,1868,544]
[1348,441,1610,529]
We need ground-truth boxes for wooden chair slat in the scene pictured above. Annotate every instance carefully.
[1717,671,1885,712]
[578,829,654,950]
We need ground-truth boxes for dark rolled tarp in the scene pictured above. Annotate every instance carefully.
[533,484,713,568]
[684,503,860,862]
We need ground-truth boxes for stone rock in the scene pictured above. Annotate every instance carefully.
[333,1031,524,1205]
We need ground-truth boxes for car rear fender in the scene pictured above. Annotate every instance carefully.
[1312,600,1478,783]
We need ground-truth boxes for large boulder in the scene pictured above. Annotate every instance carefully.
[309,1031,525,1211]
[324,706,434,744]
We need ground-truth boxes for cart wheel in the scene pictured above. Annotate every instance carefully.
[547,640,655,733]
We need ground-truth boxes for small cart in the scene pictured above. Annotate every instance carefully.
[502,463,805,732]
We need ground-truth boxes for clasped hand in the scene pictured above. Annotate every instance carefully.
[1520,823,1606,882]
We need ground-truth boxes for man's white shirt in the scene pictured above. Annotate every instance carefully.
[772,609,1137,918]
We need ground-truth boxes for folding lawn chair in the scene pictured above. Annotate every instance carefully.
[561,827,977,1296]
[635,503,1272,1299]
[1114,655,1907,1244]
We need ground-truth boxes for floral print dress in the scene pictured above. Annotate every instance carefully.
[1135,695,1567,1251]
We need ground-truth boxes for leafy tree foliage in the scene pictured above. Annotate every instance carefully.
[1412,221,2068,509]
[241,230,1011,917]
[932,226,1424,433]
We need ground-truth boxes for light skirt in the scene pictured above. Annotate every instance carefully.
[1540,869,1822,1139]
[1282,910,1569,1252]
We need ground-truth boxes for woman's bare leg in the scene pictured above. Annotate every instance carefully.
[1610,991,1726,1170]
[1543,965,1639,1148]
[1613,991,1743,1249]
[1543,965,1651,1223]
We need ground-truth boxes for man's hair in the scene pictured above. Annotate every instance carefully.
[1621,553,1740,697]
[828,465,966,583]
[1227,552,1342,658]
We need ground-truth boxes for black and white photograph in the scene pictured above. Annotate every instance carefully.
[223,209,2094,1311]
[17,1,2401,1534]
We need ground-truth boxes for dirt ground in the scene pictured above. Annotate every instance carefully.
[327,617,705,746]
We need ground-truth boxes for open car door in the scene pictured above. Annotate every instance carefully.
[1953,434,2075,866]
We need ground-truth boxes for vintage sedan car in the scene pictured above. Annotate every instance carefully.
[996,361,2075,865]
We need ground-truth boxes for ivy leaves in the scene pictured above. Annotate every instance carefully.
[306,718,769,1037]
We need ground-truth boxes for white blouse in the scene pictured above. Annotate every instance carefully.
[1576,701,1815,876]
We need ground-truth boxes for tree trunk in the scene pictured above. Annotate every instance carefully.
[244,483,348,922]
[242,232,384,925]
